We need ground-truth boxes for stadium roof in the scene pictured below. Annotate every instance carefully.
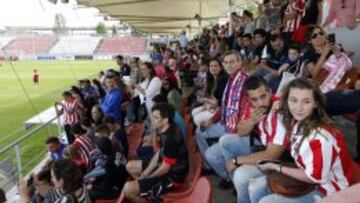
[77,0,255,34]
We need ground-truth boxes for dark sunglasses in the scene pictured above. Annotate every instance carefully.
[311,31,325,39]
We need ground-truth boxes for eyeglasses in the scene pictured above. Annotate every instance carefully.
[311,31,325,39]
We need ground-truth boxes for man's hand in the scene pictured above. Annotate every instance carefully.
[249,107,267,124]
[226,158,238,172]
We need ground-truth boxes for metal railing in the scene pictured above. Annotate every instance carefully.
[0,112,62,191]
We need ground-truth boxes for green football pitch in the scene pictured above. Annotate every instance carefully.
[0,60,114,179]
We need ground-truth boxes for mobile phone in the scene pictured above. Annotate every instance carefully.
[258,160,281,165]
[328,33,336,44]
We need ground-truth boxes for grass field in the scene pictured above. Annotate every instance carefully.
[0,60,114,184]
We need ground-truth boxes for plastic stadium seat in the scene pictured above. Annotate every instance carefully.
[164,177,212,203]
[161,151,202,200]
[126,122,145,160]
[95,36,146,55]
[48,36,102,55]
[4,36,56,55]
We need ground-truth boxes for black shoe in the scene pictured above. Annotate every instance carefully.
[218,179,233,190]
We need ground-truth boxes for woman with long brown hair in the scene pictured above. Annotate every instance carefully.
[253,78,352,203]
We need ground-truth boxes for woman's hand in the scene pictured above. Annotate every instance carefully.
[257,161,280,172]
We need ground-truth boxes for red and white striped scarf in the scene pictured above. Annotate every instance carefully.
[221,69,248,133]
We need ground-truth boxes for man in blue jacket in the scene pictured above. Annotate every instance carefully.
[101,75,123,123]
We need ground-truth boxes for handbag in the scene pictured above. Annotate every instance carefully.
[267,166,316,197]
[266,123,316,197]
[275,60,304,97]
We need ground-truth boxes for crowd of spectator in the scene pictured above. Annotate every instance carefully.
[1,0,359,202]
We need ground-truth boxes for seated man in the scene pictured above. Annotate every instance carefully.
[43,136,66,169]
[195,51,248,187]
[207,76,288,203]
[252,34,288,92]
[123,103,189,202]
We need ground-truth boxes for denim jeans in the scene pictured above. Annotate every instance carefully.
[195,122,226,168]
[233,165,264,203]
[205,134,251,180]
[249,175,324,203]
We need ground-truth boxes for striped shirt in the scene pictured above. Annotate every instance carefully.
[290,124,352,196]
[73,135,94,166]
[284,0,305,33]
[53,187,91,203]
[258,112,289,146]
[62,98,81,125]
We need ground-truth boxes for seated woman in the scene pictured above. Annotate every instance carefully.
[51,159,91,202]
[85,137,127,201]
[251,78,352,203]
[192,58,228,127]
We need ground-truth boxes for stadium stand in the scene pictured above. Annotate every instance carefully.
[0,36,14,49]
[95,36,146,55]
[4,35,56,56]
[48,36,102,56]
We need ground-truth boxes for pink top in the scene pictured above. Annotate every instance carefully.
[324,0,359,28]
[320,53,352,93]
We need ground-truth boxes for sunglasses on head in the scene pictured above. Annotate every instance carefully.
[311,31,325,39]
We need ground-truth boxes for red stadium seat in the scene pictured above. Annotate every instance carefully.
[4,36,56,55]
[164,177,212,203]
[95,36,146,55]
[126,122,145,160]
[161,151,202,200]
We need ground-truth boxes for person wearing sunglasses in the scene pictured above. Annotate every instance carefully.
[303,26,333,79]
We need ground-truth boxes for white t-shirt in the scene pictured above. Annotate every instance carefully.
[137,76,162,113]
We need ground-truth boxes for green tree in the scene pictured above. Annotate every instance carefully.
[95,22,107,34]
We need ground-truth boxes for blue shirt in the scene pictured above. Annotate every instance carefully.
[82,85,97,98]
[101,88,123,122]
[50,144,66,161]
[173,111,187,138]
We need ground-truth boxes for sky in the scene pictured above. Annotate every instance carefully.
[0,0,118,29]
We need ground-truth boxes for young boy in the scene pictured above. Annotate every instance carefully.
[277,44,302,76]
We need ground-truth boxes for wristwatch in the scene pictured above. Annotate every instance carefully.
[232,158,242,167]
